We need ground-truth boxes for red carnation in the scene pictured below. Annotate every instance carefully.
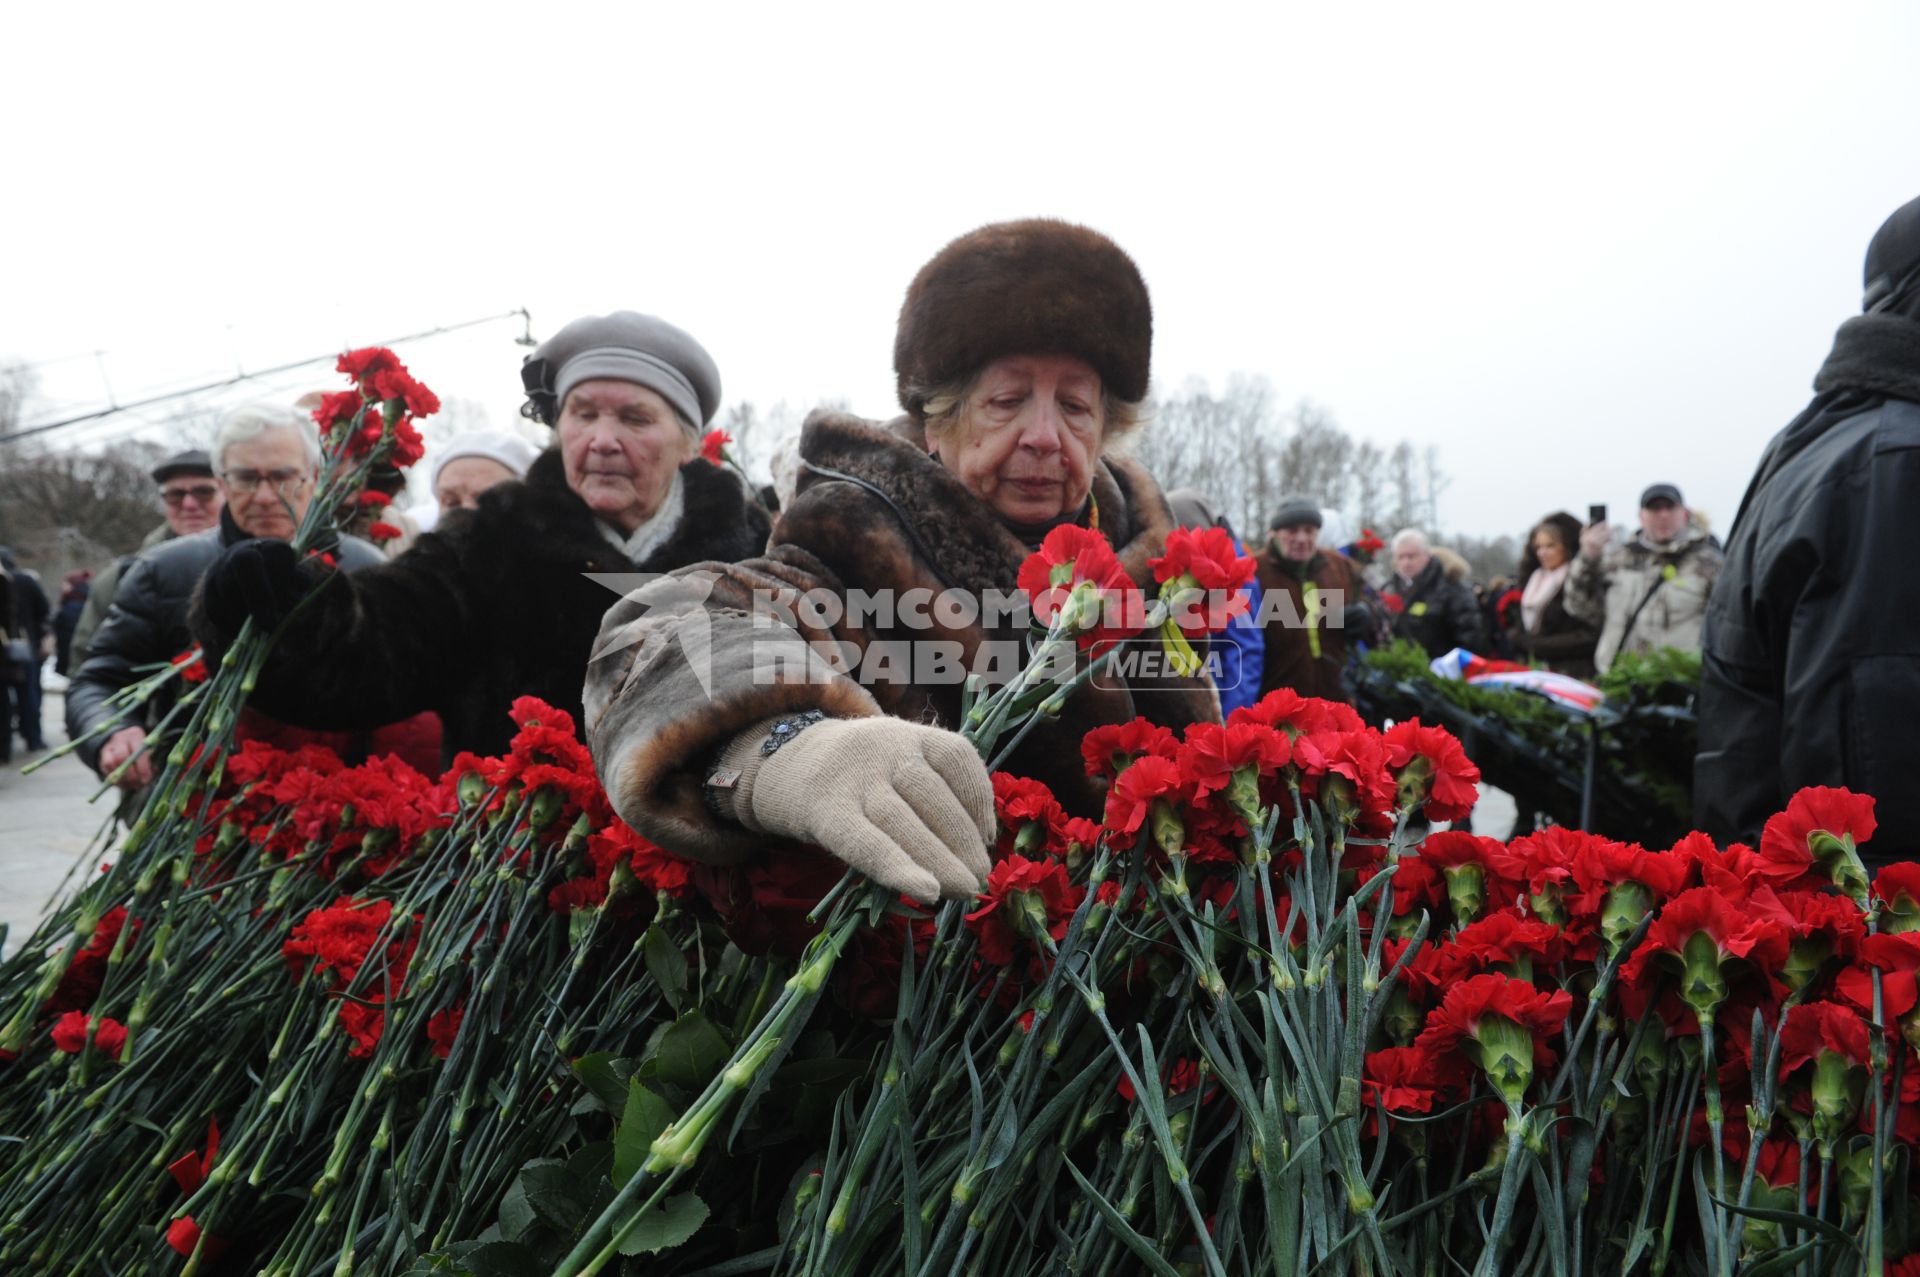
[170,648,209,684]
[1759,787,1877,898]
[1433,910,1568,984]
[1876,863,1920,933]
[1381,720,1480,823]
[701,429,732,465]
[1016,525,1144,651]
[1227,688,1362,738]
[1178,720,1290,824]
[356,488,393,509]
[368,521,404,544]
[337,346,403,379]
[1102,753,1186,838]
[1363,1044,1467,1114]
[992,772,1066,859]
[965,855,1084,965]
[1149,526,1258,635]
[426,1005,465,1060]
[50,1010,128,1058]
[1621,885,1790,1021]
[1836,931,1920,1019]
[1413,973,1572,1104]
[1081,718,1178,781]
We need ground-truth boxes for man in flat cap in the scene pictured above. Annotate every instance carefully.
[70,448,225,664]
[193,312,771,758]
[1566,481,1722,675]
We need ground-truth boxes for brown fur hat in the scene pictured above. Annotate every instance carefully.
[893,219,1152,418]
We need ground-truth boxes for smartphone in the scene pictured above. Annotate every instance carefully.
[1588,503,1607,526]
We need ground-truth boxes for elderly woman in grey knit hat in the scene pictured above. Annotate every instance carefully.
[193,313,770,759]
[585,221,1219,904]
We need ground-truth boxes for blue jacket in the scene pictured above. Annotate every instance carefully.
[1215,538,1264,715]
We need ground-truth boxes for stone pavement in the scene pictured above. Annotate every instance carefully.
[0,686,119,957]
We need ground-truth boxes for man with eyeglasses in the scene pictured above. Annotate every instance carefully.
[66,404,382,792]
[69,450,226,664]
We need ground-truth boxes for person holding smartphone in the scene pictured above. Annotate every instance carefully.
[1563,483,1722,675]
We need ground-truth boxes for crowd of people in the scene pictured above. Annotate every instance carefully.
[11,194,1920,884]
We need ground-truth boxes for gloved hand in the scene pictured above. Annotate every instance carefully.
[200,540,307,634]
[717,716,995,902]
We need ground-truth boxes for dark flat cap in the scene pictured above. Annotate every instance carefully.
[152,450,214,483]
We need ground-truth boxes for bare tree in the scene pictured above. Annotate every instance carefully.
[0,441,174,578]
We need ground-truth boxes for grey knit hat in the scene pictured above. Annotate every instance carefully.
[1268,494,1322,530]
[520,311,721,430]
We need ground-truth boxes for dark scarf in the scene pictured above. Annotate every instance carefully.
[1733,311,1920,531]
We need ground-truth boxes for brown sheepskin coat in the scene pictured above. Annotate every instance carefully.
[585,411,1221,862]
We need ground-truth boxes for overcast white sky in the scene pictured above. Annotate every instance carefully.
[5,2,1918,538]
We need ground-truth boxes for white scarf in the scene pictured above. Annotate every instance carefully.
[597,470,686,566]
[1521,562,1570,632]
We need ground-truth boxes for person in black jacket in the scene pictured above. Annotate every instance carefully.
[68,405,385,787]
[1697,194,1920,862]
[2,548,52,753]
[1508,512,1598,679]
[193,312,771,761]
[1387,529,1486,658]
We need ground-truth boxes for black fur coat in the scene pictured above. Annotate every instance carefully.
[193,449,771,759]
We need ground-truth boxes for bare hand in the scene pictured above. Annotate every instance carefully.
[1579,521,1612,563]
[99,726,154,790]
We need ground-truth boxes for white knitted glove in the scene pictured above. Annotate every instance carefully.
[716,716,995,901]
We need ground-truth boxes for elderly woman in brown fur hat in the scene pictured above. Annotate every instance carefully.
[586,220,1218,902]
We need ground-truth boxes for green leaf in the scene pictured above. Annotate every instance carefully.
[456,1242,545,1277]
[497,1168,543,1243]
[1741,1241,1817,1277]
[613,1191,710,1256]
[645,1009,733,1091]
[644,925,690,1014]
[403,1241,544,1277]
[614,1079,675,1188]
[1708,1195,1862,1254]
[1061,1159,1183,1277]
[572,1052,635,1115]
[521,1162,590,1236]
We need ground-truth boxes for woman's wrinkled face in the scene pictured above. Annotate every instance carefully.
[557,380,691,533]
[934,354,1105,524]
[1532,529,1568,571]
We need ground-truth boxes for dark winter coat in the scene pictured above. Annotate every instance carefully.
[193,449,772,761]
[1512,575,1598,680]
[1696,309,1920,858]
[67,514,385,772]
[1391,557,1486,657]
[1254,547,1362,704]
[73,523,171,665]
[584,411,1221,863]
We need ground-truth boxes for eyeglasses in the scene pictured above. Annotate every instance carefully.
[220,468,311,494]
[161,484,220,508]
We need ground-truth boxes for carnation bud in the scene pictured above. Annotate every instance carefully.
[1467,1014,1537,1106]
[1678,931,1730,1021]
[1881,887,1920,935]
[527,786,566,830]
[1150,799,1185,861]
[1393,753,1435,813]
[456,769,488,807]
[1382,988,1421,1046]
[1781,934,1835,994]
[1808,830,1870,905]
[1810,1050,1866,1144]
[1528,883,1569,927]
[1442,863,1487,929]
[1599,881,1655,960]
